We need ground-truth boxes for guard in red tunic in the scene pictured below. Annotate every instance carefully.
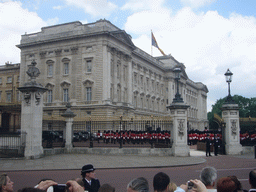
[97,130,101,143]
[153,131,157,144]
[136,131,140,144]
[140,131,144,144]
[110,131,114,143]
[105,131,110,144]
[143,131,148,144]
[122,131,126,144]
[126,130,131,144]
[114,130,119,144]
[103,130,106,143]
[131,131,135,144]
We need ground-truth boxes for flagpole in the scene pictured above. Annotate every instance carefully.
[151,30,153,56]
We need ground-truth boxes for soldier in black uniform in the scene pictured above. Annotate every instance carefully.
[214,134,219,156]
[206,134,212,157]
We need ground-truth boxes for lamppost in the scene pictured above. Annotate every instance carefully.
[89,116,93,148]
[119,115,123,148]
[224,69,235,104]
[172,68,184,103]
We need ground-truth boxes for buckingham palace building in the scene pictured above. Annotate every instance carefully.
[17,19,208,131]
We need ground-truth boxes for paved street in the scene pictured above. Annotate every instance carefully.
[0,150,206,171]
[0,148,255,192]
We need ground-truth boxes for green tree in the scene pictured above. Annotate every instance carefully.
[208,95,256,130]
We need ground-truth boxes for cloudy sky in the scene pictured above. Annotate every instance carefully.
[0,0,255,112]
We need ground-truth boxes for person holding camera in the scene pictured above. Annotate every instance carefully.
[81,164,100,192]
[0,173,14,192]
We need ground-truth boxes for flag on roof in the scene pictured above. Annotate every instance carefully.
[152,32,159,48]
[151,32,166,56]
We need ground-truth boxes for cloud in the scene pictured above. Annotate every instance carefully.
[121,0,166,12]
[125,10,171,34]
[180,0,217,9]
[125,6,256,111]
[63,0,118,18]
[53,5,63,10]
[0,1,47,64]
[46,17,59,26]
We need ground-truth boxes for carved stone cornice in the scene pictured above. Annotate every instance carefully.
[40,51,47,58]
[124,55,132,62]
[107,45,132,61]
[71,47,78,54]
[55,49,62,56]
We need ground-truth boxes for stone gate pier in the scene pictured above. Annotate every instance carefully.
[18,60,47,159]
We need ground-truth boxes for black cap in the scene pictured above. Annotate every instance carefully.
[81,164,95,174]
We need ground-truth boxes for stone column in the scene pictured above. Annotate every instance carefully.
[18,60,47,159]
[167,103,190,156]
[221,103,242,155]
[61,102,76,153]
[127,57,133,107]
[102,45,111,104]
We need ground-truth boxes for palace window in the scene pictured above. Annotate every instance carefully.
[6,92,12,102]
[117,61,121,78]
[117,84,121,102]
[48,123,52,130]
[48,64,53,77]
[46,60,54,77]
[86,60,92,73]
[47,90,53,103]
[134,95,137,107]
[64,62,69,75]
[123,66,127,82]
[140,76,143,88]
[16,91,20,101]
[62,58,71,75]
[7,77,12,83]
[63,88,69,102]
[86,87,92,101]
[134,73,137,84]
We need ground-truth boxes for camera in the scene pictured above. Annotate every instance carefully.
[187,181,194,189]
[53,184,67,192]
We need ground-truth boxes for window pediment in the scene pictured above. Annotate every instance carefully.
[83,79,94,86]
[133,90,139,94]
[62,58,71,62]
[45,82,55,89]
[60,80,71,87]
[46,60,54,65]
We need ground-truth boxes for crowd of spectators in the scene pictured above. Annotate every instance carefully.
[1,165,255,192]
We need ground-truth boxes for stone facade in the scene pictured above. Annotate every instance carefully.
[17,19,208,131]
[0,62,21,132]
